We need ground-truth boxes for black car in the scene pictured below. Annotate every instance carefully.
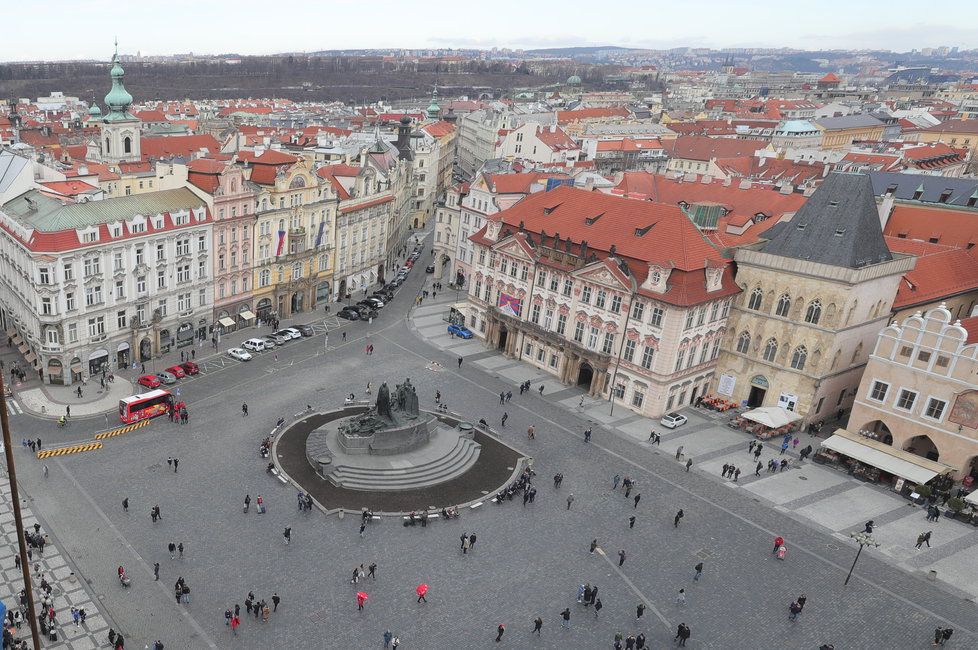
[354,305,379,319]
[425,264,435,273]
[295,324,314,337]
[360,297,384,309]
[338,308,361,320]
[373,290,393,302]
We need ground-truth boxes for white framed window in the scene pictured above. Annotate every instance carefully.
[602,332,615,354]
[631,301,645,320]
[556,314,567,336]
[587,327,599,350]
[117,310,127,329]
[39,267,51,284]
[684,310,694,330]
[631,389,645,408]
[581,286,592,304]
[895,388,917,412]
[868,380,889,402]
[596,291,607,309]
[650,307,663,328]
[641,345,654,369]
[574,322,585,343]
[923,397,947,421]
[41,297,52,315]
[675,349,686,371]
[65,292,76,311]
[67,323,78,343]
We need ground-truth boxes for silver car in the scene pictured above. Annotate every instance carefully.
[155,371,177,385]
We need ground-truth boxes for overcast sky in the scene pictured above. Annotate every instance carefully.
[6,0,978,61]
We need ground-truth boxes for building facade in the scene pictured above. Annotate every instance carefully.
[465,185,739,418]
[712,173,915,420]
[847,306,978,479]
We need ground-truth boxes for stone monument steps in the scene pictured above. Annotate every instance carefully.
[328,438,481,491]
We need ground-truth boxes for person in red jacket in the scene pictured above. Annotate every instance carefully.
[773,535,785,554]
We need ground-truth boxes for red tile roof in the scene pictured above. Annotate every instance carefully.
[339,195,393,214]
[141,134,220,160]
[38,180,99,197]
[535,126,579,151]
[960,316,978,345]
[886,237,978,309]
[316,163,362,200]
[665,135,767,162]
[134,109,167,122]
[883,204,978,249]
[596,138,664,152]
[920,119,978,134]
[421,121,456,138]
[486,172,569,195]
[819,72,840,83]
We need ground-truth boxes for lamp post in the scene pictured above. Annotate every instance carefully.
[844,530,881,586]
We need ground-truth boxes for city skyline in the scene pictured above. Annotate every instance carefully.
[5,0,978,62]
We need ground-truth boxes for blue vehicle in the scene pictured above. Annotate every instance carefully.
[448,324,473,339]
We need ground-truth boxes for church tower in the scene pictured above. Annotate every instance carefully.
[100,41,141,163]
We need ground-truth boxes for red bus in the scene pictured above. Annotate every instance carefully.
[119,389,173,423]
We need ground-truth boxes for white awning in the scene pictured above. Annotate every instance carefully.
[742,406,802,429]
[966,491,978,507]
[239,310,256,321]
[218,317,236,328]
[820,429,951,484]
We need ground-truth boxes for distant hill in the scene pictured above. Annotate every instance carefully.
[525,46,637,56]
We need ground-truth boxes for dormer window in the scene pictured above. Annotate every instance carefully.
[651,270,661,284]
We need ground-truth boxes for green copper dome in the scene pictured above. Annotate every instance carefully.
[103,51,136,123]
[426,86,440,120]
[88,102,102,116]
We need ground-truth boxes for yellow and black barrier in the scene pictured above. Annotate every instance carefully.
[37,442,103,459]
[95,419,150,440]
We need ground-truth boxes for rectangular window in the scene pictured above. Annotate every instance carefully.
[563,280,572,297]
[176,238,190,256]
[198,259,207,279]
[157,268,166,289]
[675,349,686,371]
[610,295,622,313]
[595,291,607,309]
[87,316,105,337]
[500,259,508,275]
[83,257,101,276]
[684,311,694,330]
[67,323,78,343]
[650,307,664,328]
[667,395,675,411]
[899,345,913,357]
[177,264,190,283]
[137,276,146,293]
[687,345,697,368]
[520,265,528,281]
[613,382,626,399]
[537,270,547,285]
[710,302,720,322]
[623,339,637,362]
[41,297,52,315]
[115,280,124,299]
[574,322,585,343]
[114,251,124,271]
[135,248,144,265]
[157,298,167,318]
[711,338,721,360]
[156,243,165,260]
[602,332,615,354]
[918,350,931,363]
[549,353,558,369]
[924,397,947,421]
[721,300,730,318]
[524,343,533,357]
[696,308,706,326]
[84,285,103,306]
[869,380,888,402]
[65,292,76,311]
[177,293,191,312]
[63,263,74,281]
[39,267,50,284]
[510,263,518,278]
[198,235,207,252]
[896,388,917,411]
[137,304,146,324]
[587,327,599,350]
[631,390,645,408]
[581,286,592,304]
[199,288,207,307]
[536,347,545,362]
[641,345,655,369]
[631,301,645,320]
[557,314,567,336]
[531,304,541,324]
[699,345,710,364]
[478,249,486,265]
[935,355,950,368]
[549,276,559,292]
[117,310,127,329]
[543,309,554,330]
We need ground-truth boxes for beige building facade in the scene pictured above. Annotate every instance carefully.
[847,306,978,479]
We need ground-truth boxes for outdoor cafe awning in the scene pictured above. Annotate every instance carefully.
[820,428,953,485]
[218,317,236,328]
[966,491,978,507]
[742,406,802,429]
[239,310,257,321]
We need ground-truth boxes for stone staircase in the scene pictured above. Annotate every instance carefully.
[325,436,481,491]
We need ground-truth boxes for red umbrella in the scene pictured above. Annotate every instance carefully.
[416,583,428,596]
[356,592,368,605]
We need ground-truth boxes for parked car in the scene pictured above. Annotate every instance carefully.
[155,371,177,385]
[360,297,384,308]
[260,336,277,348]
[164,365,186,379]
[338,308,361,320]
[180,361,200,375]
[660,412,688,429]
[425,264,435,273]
[295,324,315,337]
[267,332,290,344]
[228,347,253,361]
[355,305,379,320]
[279,328,303,340]
[243,338,267,352]
[448,324,473,339]
[137,374,161,389]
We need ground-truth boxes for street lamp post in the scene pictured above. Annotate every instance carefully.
[844,530,881,586]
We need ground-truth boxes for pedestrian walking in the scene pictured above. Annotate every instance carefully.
[178,542,183,558]
[360,522,366,537]
[368,563,377,579]
[694,562,703,581]
[553,473,563,488]
[675,623,691,646]
[685,459,692,472]
[527,424,535,440]
[499,391,505,405]
[754,446,762,461]
[567,494,575,510]
[797,594,806,612]
[674,509,684,527]
[594,598,602,617]
[457,357,463,368]
[584,427,592,442]
[916,531,932,549]
[628,516,636,529]
[634,493,641,508]
[618,549,626,566]
[416,583,428,603]
[789,601,802,621]
[637,603,646,619]
[501,412,508,427]
[755,461,763,476]
[356,592,367,611]
[773,535,785,554]
[613,474,621,490]
[589,539,598,554]
[675,445,684,460]
[283,527,291,545]
[168,542,176,560]
[495,624,505,642]
[154,562,159,580]
[734,467,741,482]
[122,497,128,512]
[676,589,686,606]
[533,616,543,634]
[242,403,249,416]
[560,607,571,628]
[384,630,393,648]
[173,458,179,472]
[934,627,945,646]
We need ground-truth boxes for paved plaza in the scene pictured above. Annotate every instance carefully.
[2,239,978,648]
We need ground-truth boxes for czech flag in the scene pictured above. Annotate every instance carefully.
[276,229,286,257]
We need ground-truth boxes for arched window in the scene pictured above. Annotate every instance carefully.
[763,338,778,362]
[123,136,132,154]
[105,137,110,154]
[805,299,822,324]
[850,342,863,365]
[790,345,808,370]
[775,293,791,317]
[747,288,763,311]
[736,331,751,354]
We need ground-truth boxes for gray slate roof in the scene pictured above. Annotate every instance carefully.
[814,114,884,130]
[762,172,893,269]
[2,187,206,232]
[868,171,978,206]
